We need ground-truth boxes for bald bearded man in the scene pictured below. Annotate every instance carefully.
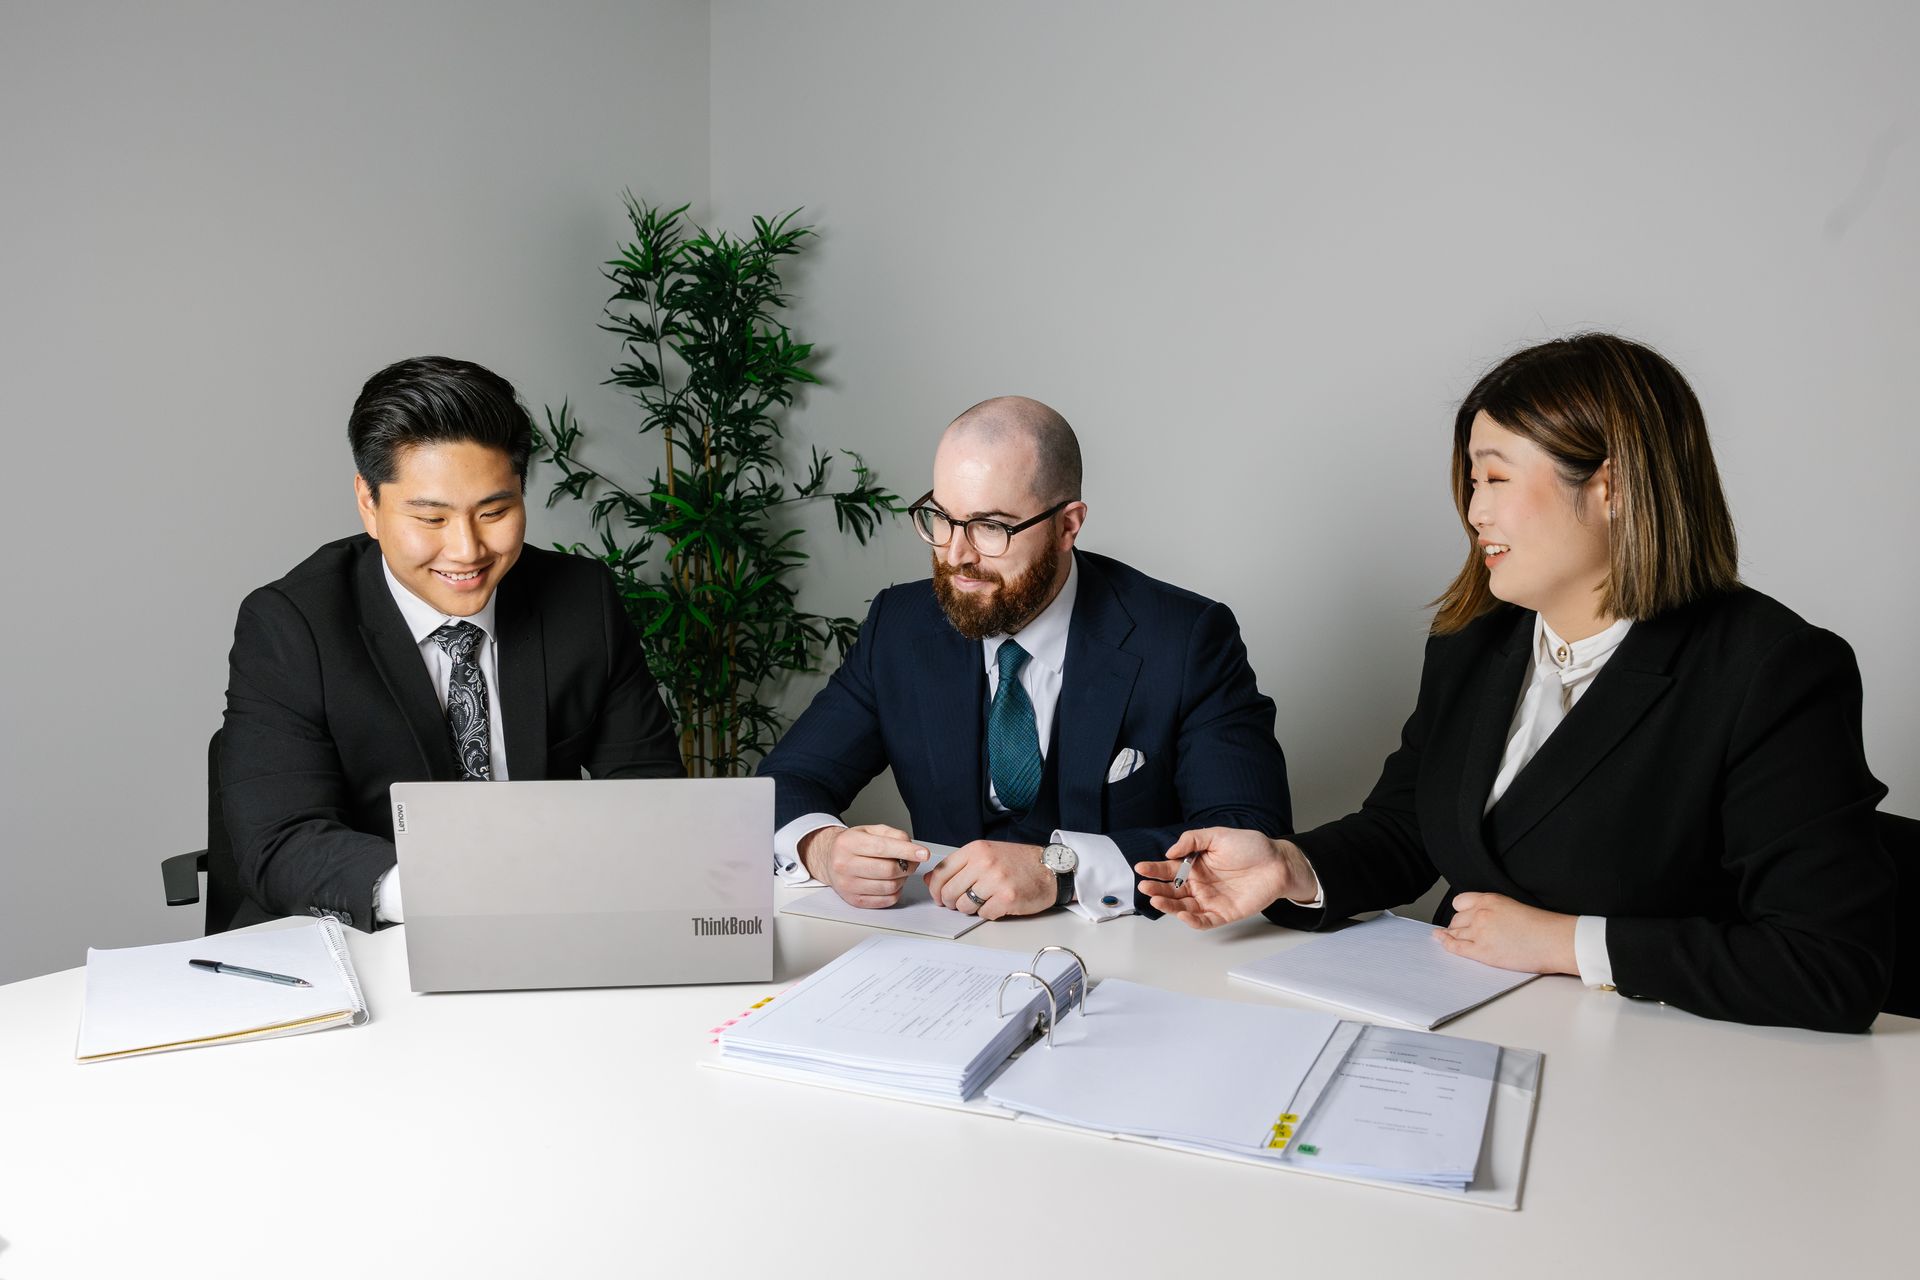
[755,397,1291,921]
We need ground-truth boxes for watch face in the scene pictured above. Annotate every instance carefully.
[1043,842,1078,874]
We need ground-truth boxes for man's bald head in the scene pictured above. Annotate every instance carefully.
[940,396,1083,507]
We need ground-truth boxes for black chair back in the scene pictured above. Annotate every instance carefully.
[203,729,249,935]
[1881,811,1920,1019]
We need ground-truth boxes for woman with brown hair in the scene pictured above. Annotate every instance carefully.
[1138,334,1894,1032]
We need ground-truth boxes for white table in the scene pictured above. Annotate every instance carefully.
[3,892,1914,1279]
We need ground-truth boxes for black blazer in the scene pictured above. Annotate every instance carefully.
[219,535,682,931]
[1266,587,1894,1033]
[758,551,1291,887]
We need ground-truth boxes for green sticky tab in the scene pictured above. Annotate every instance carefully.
[1296,1143,1320,1156]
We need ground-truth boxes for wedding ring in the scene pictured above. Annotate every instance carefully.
[964,888,987,907]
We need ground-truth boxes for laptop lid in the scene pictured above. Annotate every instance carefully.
[390,778,773,993]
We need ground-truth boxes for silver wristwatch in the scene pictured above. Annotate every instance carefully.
[1042,842,1078,908]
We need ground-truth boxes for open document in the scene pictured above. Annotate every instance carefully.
[985,984,1497,1193]
[984,980,1338,1148]
[712,942,1542,1209]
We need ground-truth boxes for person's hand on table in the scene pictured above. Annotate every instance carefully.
[925,841,1055,919]
[1437,892,1578,974]
[800,824,928,908]
[1134,828,1318,929]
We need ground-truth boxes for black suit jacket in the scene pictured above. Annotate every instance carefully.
[219,535,682,931]
[1266,587,1894,1033]
[757,551,1291,902]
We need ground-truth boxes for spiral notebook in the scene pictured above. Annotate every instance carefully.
[76,918,369,1063]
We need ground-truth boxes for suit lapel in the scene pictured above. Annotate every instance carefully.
[354,544,458,780]
[1055,555,1140,833]
[495,573,548,781]
[1483,609,1685,852]
[916,611,985,837]
[1455,610,1532,863]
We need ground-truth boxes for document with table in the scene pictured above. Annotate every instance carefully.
[714,936,1542,1208]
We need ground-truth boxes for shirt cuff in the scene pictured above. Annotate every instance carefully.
[373,865,404,924]
[774,813,841,885]
[1055,830,1134,922]
[1574,915,1615,989]
[1287,848,1325,909]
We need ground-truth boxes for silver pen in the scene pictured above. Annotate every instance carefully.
[188,959,312,988]
[1173,857,1195,889]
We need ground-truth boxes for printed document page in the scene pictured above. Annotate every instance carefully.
[985,979,1340,1150]
[1230,911,1538,1028]
[1284,1025,1497,1186]
[724,935,1072,1073]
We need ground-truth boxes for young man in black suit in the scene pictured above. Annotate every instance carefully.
[218,357,682,932]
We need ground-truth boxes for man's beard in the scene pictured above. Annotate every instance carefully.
[932,539,1063,641]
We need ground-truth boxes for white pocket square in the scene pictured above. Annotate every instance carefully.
[1106,748,1146,784]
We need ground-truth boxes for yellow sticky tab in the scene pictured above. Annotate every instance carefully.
[751,997,774,1009]
[1267,1131,1290,1151]
[1279,1113,1299,1125]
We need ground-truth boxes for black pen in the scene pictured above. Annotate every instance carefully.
[188,959,312,988]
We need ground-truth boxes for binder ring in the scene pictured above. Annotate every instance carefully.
[1030,945,1090,1014]
[995,970,1060,1048]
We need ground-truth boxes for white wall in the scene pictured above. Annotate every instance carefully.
[5,1,1913,982]
[708,0,1919,860]
[0,0,710,982]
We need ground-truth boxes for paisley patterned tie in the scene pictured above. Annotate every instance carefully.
[429,621,492,781]
[988,640,1041,813]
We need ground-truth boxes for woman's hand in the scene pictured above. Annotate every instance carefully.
[1134,828,1317,929]
[1437,892,1578,974]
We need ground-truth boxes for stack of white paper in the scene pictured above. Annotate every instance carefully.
[717,936,1083,1101]
[1229,911,1539,1029]
[77,919,369,1063]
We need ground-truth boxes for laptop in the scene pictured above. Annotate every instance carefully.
[390,778,773,993]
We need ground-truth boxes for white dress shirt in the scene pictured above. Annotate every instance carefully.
[372,562,510,923]
[772,558,1136,921]
[1490,615,1633,990]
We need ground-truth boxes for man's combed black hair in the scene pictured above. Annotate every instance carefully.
[348,356,533,498]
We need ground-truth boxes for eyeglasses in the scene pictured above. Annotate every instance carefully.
[907,490,1070,558]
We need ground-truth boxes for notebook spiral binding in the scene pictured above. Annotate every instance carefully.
[317,918,371,1025]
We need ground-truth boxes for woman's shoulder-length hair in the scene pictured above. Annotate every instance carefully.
[1431,333,1741,636]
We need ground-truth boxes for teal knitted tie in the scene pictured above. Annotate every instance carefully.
[988,640,1042,813]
